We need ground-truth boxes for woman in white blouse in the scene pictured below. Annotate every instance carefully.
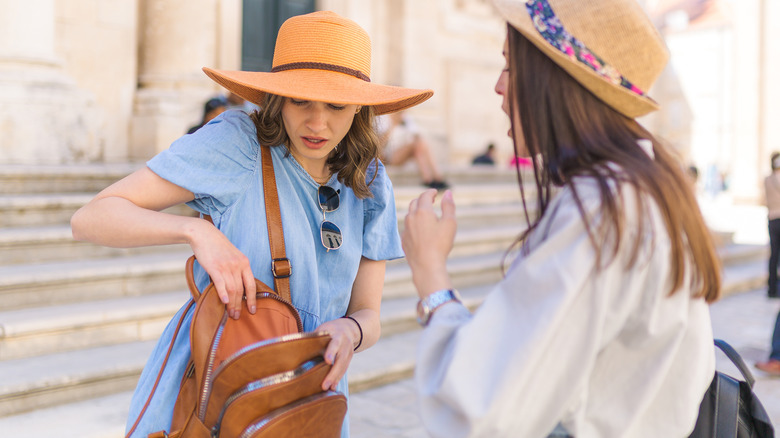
[401,0,721,437]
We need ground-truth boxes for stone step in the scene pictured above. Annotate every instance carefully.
[393,182,532,208]
[383,251,505,300]
[0,238,763,359]
[0,285,491,419]
[0,193,93,227]
[0,252,768,423]
[0,291,186,361]
[0,246,502,360]
[718,242,768,265]
[0,193,196,227]
[0,252,192,311]
[0,390,132,438]
[0,340,153,418]
[387,165,529,187]
[1,206,523,266]
[0,217,521,311]
[0,163,524,196]
[0,182,522,229]
[0,224,191,265]
[0,163,142,195]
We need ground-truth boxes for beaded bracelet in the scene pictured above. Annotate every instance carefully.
[342,315,363,351]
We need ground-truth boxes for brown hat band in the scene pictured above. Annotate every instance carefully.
[271,62,371,82]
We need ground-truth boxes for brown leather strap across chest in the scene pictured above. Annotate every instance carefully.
[200,145,291,302]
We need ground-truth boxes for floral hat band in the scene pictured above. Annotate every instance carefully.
[490,0,669,118]
[525,0,646,98]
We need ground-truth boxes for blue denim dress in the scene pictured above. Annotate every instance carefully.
[125,110,404,437]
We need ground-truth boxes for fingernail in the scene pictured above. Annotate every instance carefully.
[322,381,331,390]
[250,305,256,314]
[325,353,334,363]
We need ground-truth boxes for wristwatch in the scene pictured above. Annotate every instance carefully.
[416,289,461,326]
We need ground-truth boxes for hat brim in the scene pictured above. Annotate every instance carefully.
[203,67,433,116]
[492,0,660,118]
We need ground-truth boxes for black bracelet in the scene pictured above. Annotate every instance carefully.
[342,315,363,351]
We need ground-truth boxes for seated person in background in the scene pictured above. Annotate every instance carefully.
[225,91,259,112]
[187,96,227,134]
[472,143,496,166]
[376,111,449,190]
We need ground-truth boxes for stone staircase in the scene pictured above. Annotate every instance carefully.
[0,163,769,437]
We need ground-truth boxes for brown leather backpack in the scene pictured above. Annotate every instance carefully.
[127,146,347,438]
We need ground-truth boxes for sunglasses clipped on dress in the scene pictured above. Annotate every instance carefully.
[318,186,342,251]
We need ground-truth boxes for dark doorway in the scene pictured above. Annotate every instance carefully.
[241,0,316,72]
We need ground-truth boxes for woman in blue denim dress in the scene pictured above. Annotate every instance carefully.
[70,11,432,437]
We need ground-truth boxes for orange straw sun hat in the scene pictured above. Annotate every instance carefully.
[203,11,433,115]
[490,0,669,118]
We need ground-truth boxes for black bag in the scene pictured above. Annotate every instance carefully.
[688,339,774,438]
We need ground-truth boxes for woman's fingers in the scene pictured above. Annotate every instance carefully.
[415,188,438,210]
[229,270,244,319]
[321,337,352,391]
[440,190,456,220]
[317,319,358,391]
[243,269,257,314]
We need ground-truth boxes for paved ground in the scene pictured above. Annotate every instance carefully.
[349,288,780,437]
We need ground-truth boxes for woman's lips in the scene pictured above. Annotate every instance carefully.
[302,136,327,150]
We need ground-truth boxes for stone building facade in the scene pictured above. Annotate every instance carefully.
[0,0,510,167]
[1,0,779,202]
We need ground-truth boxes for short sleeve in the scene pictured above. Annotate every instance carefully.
[362,160,404,261]
[146,110,259,219]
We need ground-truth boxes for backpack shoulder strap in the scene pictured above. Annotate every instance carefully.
[714,339,756,388]
[125,299,196,438]
[260,145,292,303]
[191,147,291,303]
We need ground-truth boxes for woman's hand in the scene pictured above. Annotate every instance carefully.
[316,317,361,391]
[189,221,257,320]
[402,189,457,299]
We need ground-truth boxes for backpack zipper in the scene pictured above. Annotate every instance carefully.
[237,391,343,438]
[198,292,303,422]
[198,312,228,420]
[210,357,324,437]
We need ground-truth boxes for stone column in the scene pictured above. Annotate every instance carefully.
[130,0,219,159]
[0,0,96,164]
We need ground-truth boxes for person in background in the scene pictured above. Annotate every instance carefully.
[401,0,720,436]
[471,143,496,166]
[186,96,227,134]
[376,111,450,189]
[754,153,780,374]
[225,91,259,112]
[764,152,780,299]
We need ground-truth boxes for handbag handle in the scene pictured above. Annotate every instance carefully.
[186,146,292,303]
[714,339,756,389]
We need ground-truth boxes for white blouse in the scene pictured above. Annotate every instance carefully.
[415,176,715,438]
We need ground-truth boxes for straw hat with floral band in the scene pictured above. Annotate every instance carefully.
[490,0,668,119]
[203,10,433,116]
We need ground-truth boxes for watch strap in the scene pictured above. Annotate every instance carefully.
[417,288,461,326]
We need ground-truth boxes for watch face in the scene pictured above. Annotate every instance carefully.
[416,299,430,326]
[417,289,460,326]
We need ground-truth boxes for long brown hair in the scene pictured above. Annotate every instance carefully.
[506,25,720,303]
[250,93,380,198]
